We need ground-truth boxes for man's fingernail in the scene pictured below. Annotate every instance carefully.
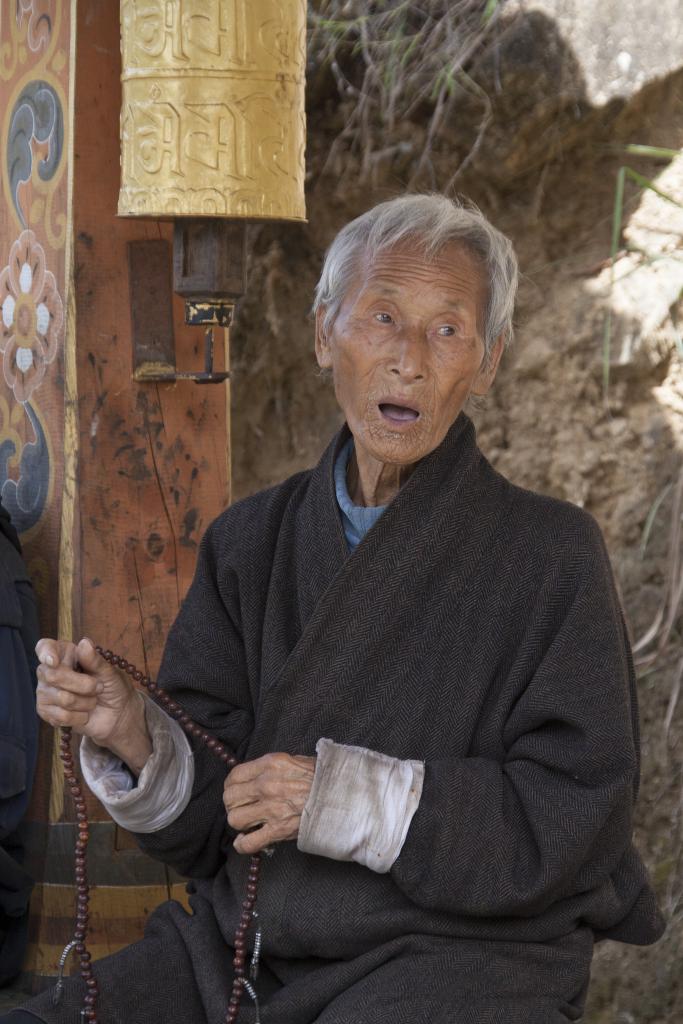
[45,655,55,666]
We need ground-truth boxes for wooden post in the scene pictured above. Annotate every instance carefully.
[0,1,231,989]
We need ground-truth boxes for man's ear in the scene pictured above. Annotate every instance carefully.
[314,307,332,370]
[471,334,505,396]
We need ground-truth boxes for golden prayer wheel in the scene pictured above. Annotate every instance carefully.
[117,0,307,380]
[118,0,307,222]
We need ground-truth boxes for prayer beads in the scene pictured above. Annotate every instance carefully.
[57,647,261,1024]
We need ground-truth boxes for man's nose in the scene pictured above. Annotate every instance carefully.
[388,328,426,382]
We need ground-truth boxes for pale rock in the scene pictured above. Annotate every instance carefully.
[585,154,683,374]
[510,0,683,105]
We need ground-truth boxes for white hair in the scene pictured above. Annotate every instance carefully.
[313,194,519,359]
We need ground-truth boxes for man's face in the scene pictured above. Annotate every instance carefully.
[315,242,503,467]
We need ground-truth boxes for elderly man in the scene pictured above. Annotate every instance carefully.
[12,195,662,1024]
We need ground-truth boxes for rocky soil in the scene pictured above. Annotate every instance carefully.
[230,7,683,1020]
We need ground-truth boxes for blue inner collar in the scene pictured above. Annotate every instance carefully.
[334,438,387,551]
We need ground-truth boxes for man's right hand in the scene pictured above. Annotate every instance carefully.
[36,637,153,774]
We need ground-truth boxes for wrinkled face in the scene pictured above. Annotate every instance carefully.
[315,242,503,466]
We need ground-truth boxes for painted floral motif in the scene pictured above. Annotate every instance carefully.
[17,0,53,53]
[0,229,63,403]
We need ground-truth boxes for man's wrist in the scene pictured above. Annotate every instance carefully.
[79,695,195,833]
[100,692,153,775]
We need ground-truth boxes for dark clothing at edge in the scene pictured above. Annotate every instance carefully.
[0,500,40,987]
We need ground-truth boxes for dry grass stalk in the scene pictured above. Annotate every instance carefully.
[308,0,502,186]
[634,464,683,847]
[634,467,683,674]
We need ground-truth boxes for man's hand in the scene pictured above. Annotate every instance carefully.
[223,752,316,855]
[35,637,153,774]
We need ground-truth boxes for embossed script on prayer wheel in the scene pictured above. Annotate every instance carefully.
[118,0,306,221]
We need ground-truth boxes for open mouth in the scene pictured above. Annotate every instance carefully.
[379,402,420,424]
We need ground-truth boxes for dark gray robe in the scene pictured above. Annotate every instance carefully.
[25,415,664,1024]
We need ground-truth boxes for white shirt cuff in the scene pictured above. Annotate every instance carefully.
[297,737,424,873]
[79,693,195,834]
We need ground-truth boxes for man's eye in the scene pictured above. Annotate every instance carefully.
[374,312,393,324]
[437,325,457,336]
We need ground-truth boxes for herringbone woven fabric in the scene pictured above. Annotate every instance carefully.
[25,414,664,1024]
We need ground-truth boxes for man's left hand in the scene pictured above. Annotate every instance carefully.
[223,752,316,855]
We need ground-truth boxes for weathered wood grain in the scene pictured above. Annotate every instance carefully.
[24,884,178,979]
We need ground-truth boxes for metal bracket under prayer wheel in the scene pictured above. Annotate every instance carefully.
[128,238,232,384]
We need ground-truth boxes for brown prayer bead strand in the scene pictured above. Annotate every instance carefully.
[95,648,239,769]
[226,854,261,1024]
[95,647,260,1024]
[58,726,100,1023]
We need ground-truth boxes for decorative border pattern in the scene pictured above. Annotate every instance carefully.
[0,3,69,563]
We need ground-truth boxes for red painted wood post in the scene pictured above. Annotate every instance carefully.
[0,1,231,990]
